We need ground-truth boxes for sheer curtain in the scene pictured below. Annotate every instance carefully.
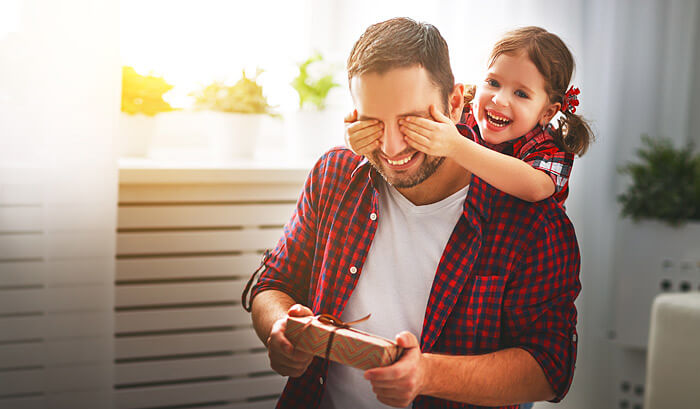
[0,0,119,408]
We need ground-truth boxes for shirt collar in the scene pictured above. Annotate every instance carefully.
[353,154,494,222]
[352,156,384,192]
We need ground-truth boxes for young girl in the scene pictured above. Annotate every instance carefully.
[344,26,593,206]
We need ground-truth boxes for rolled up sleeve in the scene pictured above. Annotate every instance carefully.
[502,212,581,401]
[249,159,322,306]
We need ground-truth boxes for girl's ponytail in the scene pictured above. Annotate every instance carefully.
[561,111,593,156]
[553,86,594,156]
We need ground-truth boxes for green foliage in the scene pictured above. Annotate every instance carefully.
[618,136,700,225]
[291,52,339,110]
[121,66,174,116]
[192,69,276,115]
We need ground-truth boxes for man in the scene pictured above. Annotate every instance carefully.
[247,17,580,409]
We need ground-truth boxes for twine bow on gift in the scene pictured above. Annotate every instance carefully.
[302,313,371,361]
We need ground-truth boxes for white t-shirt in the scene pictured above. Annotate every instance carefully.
[319,178,469,409]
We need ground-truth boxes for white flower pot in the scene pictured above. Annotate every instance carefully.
[118,113,156,157]
[150,111,262,160]
[285,109,345,161]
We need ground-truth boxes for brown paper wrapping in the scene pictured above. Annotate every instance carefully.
[285,315,403,370]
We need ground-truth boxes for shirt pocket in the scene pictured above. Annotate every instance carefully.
[460,274,508,353]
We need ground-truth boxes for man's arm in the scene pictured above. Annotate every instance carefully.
[251,290,315,377]
[251,289,297,345]
[365,332,553,407]
[421,347,555,404]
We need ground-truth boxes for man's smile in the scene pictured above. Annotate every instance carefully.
[381,151,423,170]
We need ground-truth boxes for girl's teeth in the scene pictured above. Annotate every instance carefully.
[387,154,413,165]
[487,111,511,127]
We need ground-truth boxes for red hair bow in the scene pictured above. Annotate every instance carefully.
[562,86,580,114]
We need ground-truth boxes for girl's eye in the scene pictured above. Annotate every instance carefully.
[486,78,499,87]
[515,90,529,98]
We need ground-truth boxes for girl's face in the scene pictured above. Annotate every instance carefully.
[473,52,560,145]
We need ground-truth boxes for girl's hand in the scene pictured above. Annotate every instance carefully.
[344,110,383,156]
[399,104,463,158]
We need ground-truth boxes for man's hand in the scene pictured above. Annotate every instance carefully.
[266,304,315,377]
[344,109,383,156]
[365,331,425,407]
[399,104,466,158]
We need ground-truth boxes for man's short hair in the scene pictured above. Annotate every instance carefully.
[346,17,455,103]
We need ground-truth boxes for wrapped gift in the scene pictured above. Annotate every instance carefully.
[285,314,403,370]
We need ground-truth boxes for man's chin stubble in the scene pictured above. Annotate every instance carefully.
[368,153,445,189]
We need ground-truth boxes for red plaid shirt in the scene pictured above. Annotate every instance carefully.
[250,148,580,409]
[458,110,574,206]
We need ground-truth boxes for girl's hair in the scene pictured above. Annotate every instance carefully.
[467,26,594,156]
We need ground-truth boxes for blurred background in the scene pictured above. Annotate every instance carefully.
[1,0,699,408]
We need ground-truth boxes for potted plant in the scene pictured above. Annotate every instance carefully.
[152,69,277,160]
[287,52,343,160]
[119,66,174,156]
[611,135,700,348]
[618,136,700,225]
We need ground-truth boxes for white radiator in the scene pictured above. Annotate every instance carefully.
[114,168,307,409]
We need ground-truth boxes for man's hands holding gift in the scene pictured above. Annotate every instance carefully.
[267,304,315,377]
[266,302,428,407]
[365,331,427,408]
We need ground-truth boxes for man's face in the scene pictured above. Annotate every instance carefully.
[350,66,447,189]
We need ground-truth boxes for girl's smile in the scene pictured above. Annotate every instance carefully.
[485,109,513,129]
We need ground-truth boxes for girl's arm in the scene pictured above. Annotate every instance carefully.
[450,137,555,202]
[400,105,555,202]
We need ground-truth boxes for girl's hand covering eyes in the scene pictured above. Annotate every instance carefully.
[399,104,465,158]
[344,110,383,156]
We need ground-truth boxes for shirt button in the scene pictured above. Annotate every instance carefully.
[319,377,324,385]
[572,333,578,342]
[370,212,377,221]
[349,266,358,274]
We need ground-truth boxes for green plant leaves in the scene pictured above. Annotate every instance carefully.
[617,136,700,225]
[291,52,339,110]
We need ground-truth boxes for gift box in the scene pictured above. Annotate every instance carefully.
[285,315,403,370]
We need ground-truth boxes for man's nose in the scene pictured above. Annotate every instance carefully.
[381,122,409,158]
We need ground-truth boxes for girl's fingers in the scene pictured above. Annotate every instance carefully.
[400,126,431,146]
[348,119,381,134]
[400,119,434,137]
[403,134,430,154]
[355,139,381,154]
[402,116,437,132]
[350,130,382,151]
[351,123,383,141]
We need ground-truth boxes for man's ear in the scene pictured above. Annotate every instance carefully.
[539,102,562,126]
[448,83,465,123]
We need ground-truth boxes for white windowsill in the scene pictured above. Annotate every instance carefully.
[118,156,314,184]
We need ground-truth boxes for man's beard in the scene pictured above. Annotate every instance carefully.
[366,151,445,188]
